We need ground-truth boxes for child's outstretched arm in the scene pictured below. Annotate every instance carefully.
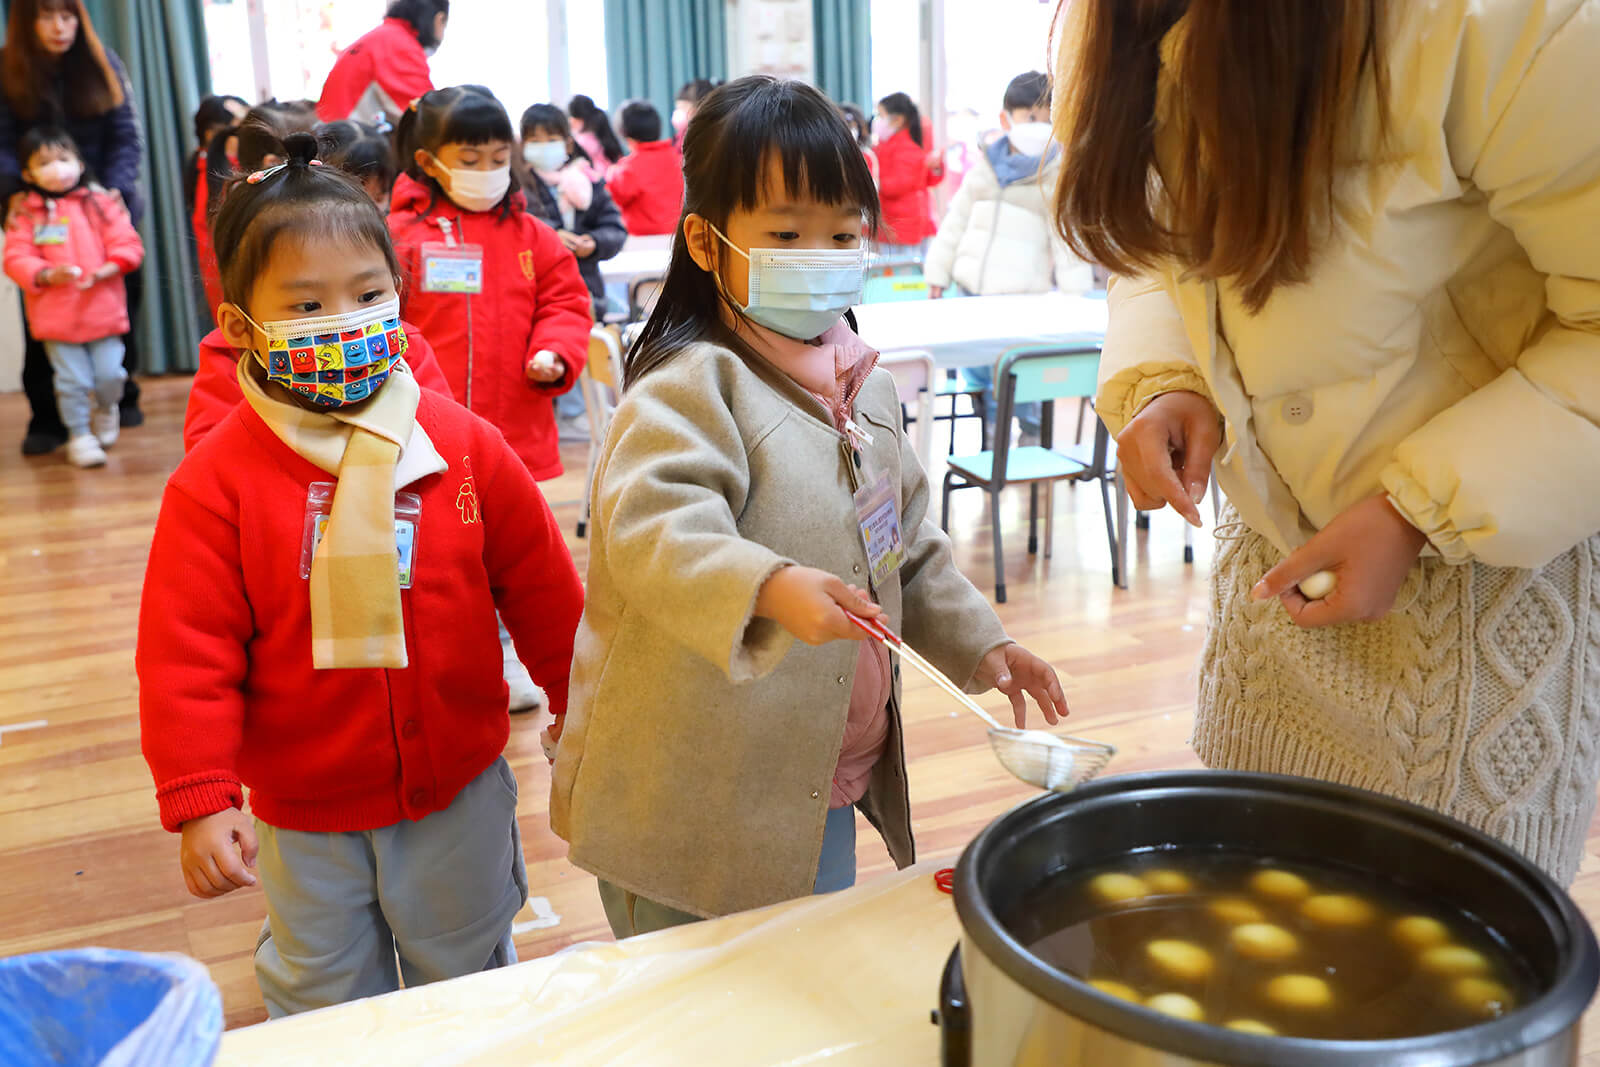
[479,433,585,719]
[889,403,1069,725]
[136,484,257,898]
[522,220,593,390]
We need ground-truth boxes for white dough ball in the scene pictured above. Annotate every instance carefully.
[1298,570,1338,600]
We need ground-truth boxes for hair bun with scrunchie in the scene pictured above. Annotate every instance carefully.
[281,131,321,168]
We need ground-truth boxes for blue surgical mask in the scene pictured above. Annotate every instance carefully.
[710,223,865,341]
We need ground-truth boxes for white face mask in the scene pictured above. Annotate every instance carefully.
[522,141,568,176]
[31,158,82,193]
[710,223,865,341]
[1007,121,1053,158]
[432,157,511,213]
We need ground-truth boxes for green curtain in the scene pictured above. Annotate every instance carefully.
[84,0,211,373]
[604,0,726,120]
[813,0,871,109]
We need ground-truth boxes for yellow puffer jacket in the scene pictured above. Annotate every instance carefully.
[1079,0,1600,569]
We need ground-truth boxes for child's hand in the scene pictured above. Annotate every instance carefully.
[526,350,565,383]
[754,565,882,645]
[37,264,80,287]
[1114,390,1221,527]
[972,642,1068,727]
[928,285,944,300]
[76,263,118,290]
[1251,494,1427,628]
[557,231,597,257]
[178,807,259,899]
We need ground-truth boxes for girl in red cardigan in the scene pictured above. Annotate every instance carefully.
[873,92,943,258]
[3,127,143,468]
[390,85,592,482]
[137,132,584,1017]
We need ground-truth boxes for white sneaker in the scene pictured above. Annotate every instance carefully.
[66,434,107,468]
[93,406,120,448]
[503,636,546,713]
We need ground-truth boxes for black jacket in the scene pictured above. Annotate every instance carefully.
[522,169,627,319]
[0,50,144,224]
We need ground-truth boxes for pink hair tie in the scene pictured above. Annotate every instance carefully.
[246,159,323,184]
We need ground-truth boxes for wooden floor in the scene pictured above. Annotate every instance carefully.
[3,376,1599,1059]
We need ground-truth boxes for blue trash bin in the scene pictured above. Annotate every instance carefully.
[0,948,222,1066]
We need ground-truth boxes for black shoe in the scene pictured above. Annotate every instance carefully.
[119,405,144,428]
[21,430,67,455]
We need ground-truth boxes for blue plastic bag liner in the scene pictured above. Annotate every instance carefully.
[0,948,222,1066]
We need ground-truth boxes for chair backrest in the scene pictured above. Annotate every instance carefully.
[862,271,929,304]
[867,254,924,278]
[628,274,666,321]
[877,349,935,407]
[586,325,625,392]
[990,343,1106,474]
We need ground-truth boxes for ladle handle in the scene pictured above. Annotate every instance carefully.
[846,612,1004,731]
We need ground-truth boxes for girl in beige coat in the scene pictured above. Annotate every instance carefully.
[1055,0,1600,883]
[550,77,1067,935]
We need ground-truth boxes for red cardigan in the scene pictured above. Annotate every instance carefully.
[182,323,454,453]
[2,186,143,343]
[317,18,434,122]
[138,389,584,835]
[605,141,683,237]
[874,128,940,246]
[389,175,593,480]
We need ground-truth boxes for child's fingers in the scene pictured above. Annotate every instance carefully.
[191,858,228,895]
[217,842,257,888]
[1005,686,1027,729]
[237,821,260,868]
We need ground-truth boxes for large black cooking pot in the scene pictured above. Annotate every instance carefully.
[947,771,1599,1066]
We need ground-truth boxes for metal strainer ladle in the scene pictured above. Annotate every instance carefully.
[847,612,1114,793]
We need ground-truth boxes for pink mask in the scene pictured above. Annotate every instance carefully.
[32,159,82,193]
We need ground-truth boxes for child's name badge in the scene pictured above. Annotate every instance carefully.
[420,241,484,294]
[300,482,423,588]
[33,221,68,245]
[854,470,905,587]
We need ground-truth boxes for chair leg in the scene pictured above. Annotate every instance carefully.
[1184,522,1195,564]
[941,471,954,533]
[991,488,1007,604]
[1136,511,1151,531]
[1099,474,1119,587]
[1044,481,1055,560]
[1115,471,1131,590]
[1027,483,1039,555]
[1075,398,1090,445]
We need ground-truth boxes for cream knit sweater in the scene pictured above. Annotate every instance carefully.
[1198,520,1600,886]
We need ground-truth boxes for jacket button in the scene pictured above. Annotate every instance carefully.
[409,788,428,807]
[1281,394,1314,425]
[401,720,420,740]
[837,675,847,685]
[811,791,820,799]
[852,563,861,575]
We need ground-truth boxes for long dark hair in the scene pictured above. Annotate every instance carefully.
[625,76,881,387]
[212,131,401,309]
[567,94,625,162]
[1052,0,1387,312]
[204,100,318,225]
[1,0,123,121]
[386,0,450,51]
[394,84,520,219]
[317,119,397,193]
[876,92,923,147]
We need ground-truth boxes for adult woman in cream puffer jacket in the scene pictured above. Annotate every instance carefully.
[1064,0,1600,883]
[923,139,1093,297]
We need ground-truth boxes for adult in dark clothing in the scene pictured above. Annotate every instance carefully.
[1,0,145,454]
[519,103,626,322]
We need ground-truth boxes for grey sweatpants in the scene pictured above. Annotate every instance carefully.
[252,756,529,1017]
[43,337,124,435]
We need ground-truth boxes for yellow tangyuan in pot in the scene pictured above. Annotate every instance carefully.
[1088,872,1150,905]
[1145,992,1205,1022]
[1146,939,1215,982]
[1420,945,1492,978]
[1207,896,1266,925]
[1144,869,1195,895]
[1451,976,1516,1019]
[1391,915,1452,952]
[1225,1019,1278,1036]
[1229,922,1299,962]
[1088,978,1141,1003]
[1301,893,1377,928]
[1264,974,1335,1011]
[1250,869,1312,903]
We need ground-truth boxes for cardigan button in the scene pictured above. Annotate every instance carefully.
[409,788,429,807]
[837,675,847,685]
[401,720,420,740]
[852,563,861,575]
[811,791,820,799]
[1282,394,1314,425]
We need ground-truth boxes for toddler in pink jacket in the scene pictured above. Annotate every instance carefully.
[3,128,144,468]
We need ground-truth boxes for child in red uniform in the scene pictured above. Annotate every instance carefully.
[389,85,592,482]
[605,100,684,237]
[137,132,584,1017]
[3,128,144,468]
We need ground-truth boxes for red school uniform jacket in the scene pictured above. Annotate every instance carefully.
[604,140,684,237]
[875,128,940,246]
[182,322,455,452]
[317,17,434,123]
[137,387,585,835]
[192,155,225,323]
[388,175,592,480]
[2,186,143,343]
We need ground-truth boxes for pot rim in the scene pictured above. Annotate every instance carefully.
[953,771,1600,1067]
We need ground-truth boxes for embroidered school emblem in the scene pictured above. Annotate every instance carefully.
[518,250,535,282]
[456,457,480,524]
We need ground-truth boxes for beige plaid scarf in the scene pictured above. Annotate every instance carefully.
[238,356,421,669]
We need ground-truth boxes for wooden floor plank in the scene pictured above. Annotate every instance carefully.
[3,378,1598,1054]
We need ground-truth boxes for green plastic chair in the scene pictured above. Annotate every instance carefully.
[940,343,1116,602]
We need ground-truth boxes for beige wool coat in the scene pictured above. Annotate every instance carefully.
[550,340,1010,918]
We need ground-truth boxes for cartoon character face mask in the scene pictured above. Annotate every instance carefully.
[235,297,408,407]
